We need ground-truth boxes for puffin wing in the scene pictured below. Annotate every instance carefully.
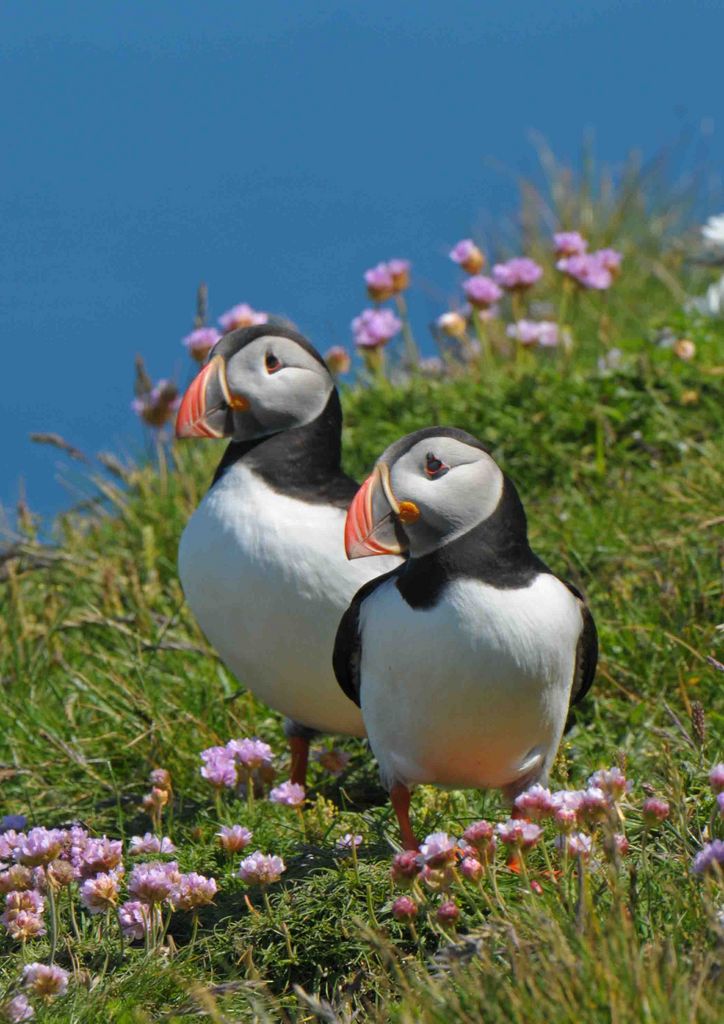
[333,568,401,707]
[562,581,598,727]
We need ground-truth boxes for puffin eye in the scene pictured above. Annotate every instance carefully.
[265,352,282,374]
[424,452,449,478]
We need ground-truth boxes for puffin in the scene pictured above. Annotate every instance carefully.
[333,427,597,849]
[175,324,400,784]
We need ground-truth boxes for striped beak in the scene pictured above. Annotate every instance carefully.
[175,355,249,439]
[344,463,417,559]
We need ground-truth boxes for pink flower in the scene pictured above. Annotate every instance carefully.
[459,856,483,882]
[199,746,237,789]
[391,895,418,921]
[129,833,176,857]
[226,738,274,772]
[642,798,670,827]
[182,327,221,363]
[611,833,629,857]
[692,839,724,876]
[127,861,181,904]
[364,262,395,301]
[118,900,160,941]
[336,833,363,850]
[390,850,421,887]
[351,308,403,349]
[557,251,619,290]
[709,763,724,794]
[21,963,69,999]
[463,274,502,309]
[1,993,35,1021]
[550,790,585,830]
[506,319,559,347]
[514,785,555,821]
[418,832,457,868]
[218,304,268,333]
[131,381,181,429]
[4,891,44,917]
[461,820,495,853]
[238,851,286,886]
[554,231,587,257]
[324,347,351,376]
[449,239,485,274]
[495,820,542,849]
[80,872,120,914]
[216,825,253,854]
[492,257,543,290]
[1,910,46,941]
[556,832,592,860]
[269,781,305,807]
[587,768,628,801]
[436,900,460,927]
[717,793,724,817]
[78,837,123,878]
[15,828,63,867]
[418,864,455,892]
[579,787,609,824]
[171,872,217,911]
[0,831,25,861]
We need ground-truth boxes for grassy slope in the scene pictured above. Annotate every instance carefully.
[0,323,722,1022]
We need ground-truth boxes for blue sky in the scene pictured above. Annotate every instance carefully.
[2,0,723,524]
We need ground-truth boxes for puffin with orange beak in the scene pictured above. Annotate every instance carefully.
[176,324,400,784]
[333,427,597,849]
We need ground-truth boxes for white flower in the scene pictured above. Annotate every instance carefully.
[702,213,724,247]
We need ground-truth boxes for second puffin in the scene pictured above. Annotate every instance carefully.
[333,427,597,849]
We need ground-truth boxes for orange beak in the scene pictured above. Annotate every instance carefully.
[344,464,416,559]
[175,355,249,439]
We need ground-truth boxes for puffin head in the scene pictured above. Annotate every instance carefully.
[345,427,506,559]
[175,324,335,442]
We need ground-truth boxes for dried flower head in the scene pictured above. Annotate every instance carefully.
[80,872,120,914]
[0,866,34,894]
[313,748,351,775]
[436,311,468,337]
[131,381,181,429]
[21,963,69,999]
[387,259,411,292]
[324,347,351,376]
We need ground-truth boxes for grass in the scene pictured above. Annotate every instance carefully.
[1,312,722,1021]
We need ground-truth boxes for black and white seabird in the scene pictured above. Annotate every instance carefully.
[176,324,400,783]
[333,427,597,849]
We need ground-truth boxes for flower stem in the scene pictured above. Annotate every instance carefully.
[395,294,419,368]
[47,883,59,964]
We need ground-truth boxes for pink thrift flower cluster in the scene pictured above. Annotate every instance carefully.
[200,737,275,791]
[463,275,502,309]
[131,380,181,429]
[21,962,69,999]
[351,308,403,350]
[449,238,485,274]
[238,851,286,887]
[506,319,559,347]
[492,257,544,290]
[182,326,221,362]
[129,833,176,857]
[557,248,622,290]
[218,303,268,333]
[364,259,411,300]
[324,346,351,376]
[216,824,253,854]
[269,781,306,807]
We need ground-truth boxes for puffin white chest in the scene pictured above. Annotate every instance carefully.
[359,573,582,790]
[179,463,393,735]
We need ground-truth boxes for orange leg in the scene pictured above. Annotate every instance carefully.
[390,783,418,850]
[289,736,310,787]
